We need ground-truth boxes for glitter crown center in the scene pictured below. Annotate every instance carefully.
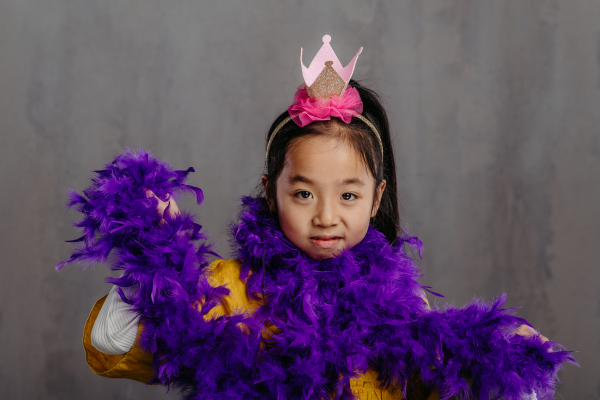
[301,35,363,99]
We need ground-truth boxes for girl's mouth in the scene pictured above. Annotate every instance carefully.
[310,236,342,249]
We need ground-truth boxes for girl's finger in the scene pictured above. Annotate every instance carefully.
[514,325,550,346]
[145,189,168,216]
[514,324,535,337]
[168,197,181,217]
[144,188,180,219]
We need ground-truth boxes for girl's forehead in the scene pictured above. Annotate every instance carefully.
[282,135,373,182]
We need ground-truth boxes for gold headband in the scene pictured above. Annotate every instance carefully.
[265,114,383,167]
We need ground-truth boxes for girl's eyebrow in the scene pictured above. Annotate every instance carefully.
[289,175,365,187]
[341,178,365,186]
[289,175,313,184]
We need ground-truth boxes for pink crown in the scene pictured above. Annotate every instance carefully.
[301,35,363,99]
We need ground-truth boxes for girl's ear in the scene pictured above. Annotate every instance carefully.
[261,174,268,192]
[261,174,276,211]
[370,179,386,218]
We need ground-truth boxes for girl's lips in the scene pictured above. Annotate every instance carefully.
[310,236,341,249]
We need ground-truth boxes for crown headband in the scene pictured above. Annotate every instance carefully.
[266,35,383,166]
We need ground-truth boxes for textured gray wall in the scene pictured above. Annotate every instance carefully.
[0,1,597,398]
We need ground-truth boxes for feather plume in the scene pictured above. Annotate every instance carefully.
[58,150,576,399]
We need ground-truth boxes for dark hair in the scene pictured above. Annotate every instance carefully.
[262,80,400,244]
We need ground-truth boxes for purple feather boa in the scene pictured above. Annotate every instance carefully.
[58,150,575,400]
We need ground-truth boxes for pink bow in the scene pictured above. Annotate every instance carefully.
[287,85,363,127]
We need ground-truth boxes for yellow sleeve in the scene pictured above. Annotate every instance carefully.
[82,259,258,383]
[349,370,442,400]
[349,369,405,399]
[205,258,263,317]
[82,294,156,384]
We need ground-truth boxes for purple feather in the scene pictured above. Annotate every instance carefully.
[57,149,576,399]
[65,236,85,243]
[187,185,204,205]
[116,287,134,305]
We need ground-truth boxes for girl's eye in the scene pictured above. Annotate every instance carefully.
[341,193,356,201]
[295,191,313,199]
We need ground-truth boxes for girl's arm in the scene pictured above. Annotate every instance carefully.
[89,191,180,355]
[58,150,263,397]
[412,297,572,400]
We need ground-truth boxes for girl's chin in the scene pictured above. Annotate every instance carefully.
[304,243,346,260]
[308,253,337,261]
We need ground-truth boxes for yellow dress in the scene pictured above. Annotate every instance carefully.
[82,259,441,400]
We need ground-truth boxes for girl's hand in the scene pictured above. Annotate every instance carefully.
[514,324,549,343]
[145,189,181,224]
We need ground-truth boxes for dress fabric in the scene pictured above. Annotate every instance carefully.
[83,258,440,400]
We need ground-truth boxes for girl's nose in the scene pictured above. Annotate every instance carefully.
[313,199,340,227]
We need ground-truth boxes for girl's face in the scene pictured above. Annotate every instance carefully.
[266,134,385,260]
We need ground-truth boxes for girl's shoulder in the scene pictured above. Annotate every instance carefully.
[205,259,262,316]
[206,258,244,286]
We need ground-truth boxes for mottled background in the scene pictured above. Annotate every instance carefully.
[0,0,597,399]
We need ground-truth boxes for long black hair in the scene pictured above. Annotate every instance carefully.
[262,80,400,244]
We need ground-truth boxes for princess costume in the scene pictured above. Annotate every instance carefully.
[57,36,574,400]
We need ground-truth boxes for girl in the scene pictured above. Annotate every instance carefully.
[58,36,573,400]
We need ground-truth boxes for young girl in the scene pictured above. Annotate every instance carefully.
[58,36,573,400]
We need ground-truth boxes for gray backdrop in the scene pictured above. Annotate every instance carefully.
[0,1,597,399]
